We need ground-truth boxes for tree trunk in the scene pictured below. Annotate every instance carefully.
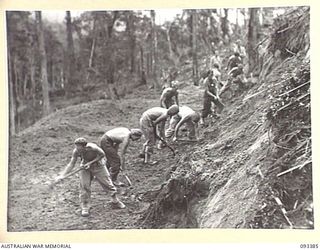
[8,49,16,135]
[29,51,36,106]
[234,8,240,36]
[150,10,160,90]
[86,16,97,84]
[35,11,50,116]
[191,10,199,86]
[100,11,118,100]
[126,11,136,74]
[65,11,77,96]
[221,8,229,43]
[139,45,147,85]
[73,19,87,87]
[241,9,249,32]
[247,8,260,73]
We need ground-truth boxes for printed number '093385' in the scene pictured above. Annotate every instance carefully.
[300,244,319,248]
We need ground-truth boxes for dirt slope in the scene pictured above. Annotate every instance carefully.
[8,52,312,231]
[139,54,312,229]
[8,87,171,231]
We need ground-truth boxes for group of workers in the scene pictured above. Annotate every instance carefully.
[54,47,247,217]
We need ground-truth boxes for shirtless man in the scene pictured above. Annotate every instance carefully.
[55,137,125,217]
[165,105,200,142]
[220,64,247,97]
[160,84,179,109]
[139,105,179,163]
[100,128,143,186]
[226,52,242,71]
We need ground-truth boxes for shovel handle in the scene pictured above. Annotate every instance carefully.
[49,166,86,188]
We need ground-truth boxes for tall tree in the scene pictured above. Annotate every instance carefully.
[150,10,160,90]
[191,10,199,86]
[7,43,16,135]
[247,8,260,73]
[125,11,136,74]
[35,11,50,116]
[65,11,77,96]
[220,8,229,43]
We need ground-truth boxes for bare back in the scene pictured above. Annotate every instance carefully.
[142,107,167,121]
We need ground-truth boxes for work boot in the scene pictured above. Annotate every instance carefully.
[112,195,126,209]
[81,208,90,217]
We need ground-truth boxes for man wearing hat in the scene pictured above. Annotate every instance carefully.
[100,127,143,186]
[55,137,125,217]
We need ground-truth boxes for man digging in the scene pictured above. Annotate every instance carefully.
[100,127,143,186]
[139,105,179,164]
[55,137,125,217]
[165,105,200,142]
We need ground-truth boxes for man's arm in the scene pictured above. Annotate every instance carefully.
[58,149,79,178]
[153,113,168,126]
[175,93,179,106]
[119,136,130,171]
[159,90,167,108]
[173,115,191,139]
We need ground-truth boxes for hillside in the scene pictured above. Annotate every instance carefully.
[8,51,312,231]
[7,8,312,231]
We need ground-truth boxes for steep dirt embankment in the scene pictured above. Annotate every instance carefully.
[141,53,312,229]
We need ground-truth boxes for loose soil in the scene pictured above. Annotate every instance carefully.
[8,55,312,231]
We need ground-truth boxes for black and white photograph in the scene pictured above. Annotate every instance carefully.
[5,6,313,232]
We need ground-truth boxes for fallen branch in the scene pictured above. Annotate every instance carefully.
[278,81,310,97]
[277,159,312,177]
[287,194,311,215]
[176,138,198,142]
[276,92,310,113]
[303,139,311,158]
[254,36,269,50]
[243,78,288,102]
[285,48,297,56]
[273,196,293,228]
